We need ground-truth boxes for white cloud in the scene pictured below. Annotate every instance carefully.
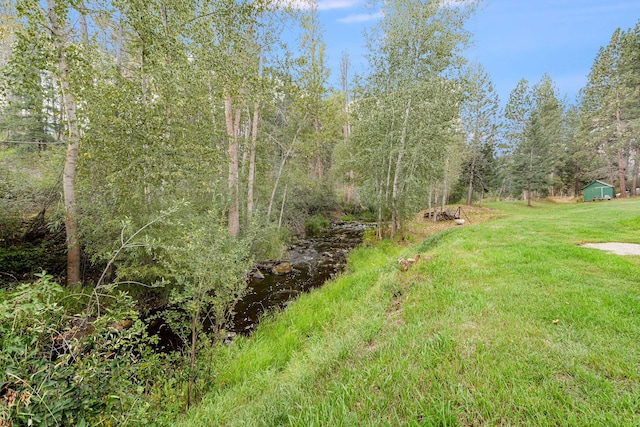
[317,0,362,10]
[441,0,475,7]
[274,0,361,10]
[338,10,383,24]
[272,0,313,9]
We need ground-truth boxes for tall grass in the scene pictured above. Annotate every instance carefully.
[178,199,640,426]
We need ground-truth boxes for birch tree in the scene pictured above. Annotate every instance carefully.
[8,0,93,285]
[350,0,476,238]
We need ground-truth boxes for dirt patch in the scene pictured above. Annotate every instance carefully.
[408,205,500,239]
[581,242,640,256]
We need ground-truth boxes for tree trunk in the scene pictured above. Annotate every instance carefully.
[433,186,438,223]
[617,148,627,198]
[247,101,259,218]
[312,118,324,179]
[377,181,383,240]
[116,19,123,72]
[267,154,287,221]
[428,184,433,219]
[47,0,81,286]
[224,92,240,236]
[632,148,639,196]
[528,147,533,206]
[466,154,475,206]
[442,164,448,212]
[77,2,89,45]
[277,184,288,231]
[267,120,305,220]
[391,97,412,239]
[187,306,199,408]
[340,52,353,205]
[315,154,324,179]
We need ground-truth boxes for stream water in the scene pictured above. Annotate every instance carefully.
[230,222,369,334]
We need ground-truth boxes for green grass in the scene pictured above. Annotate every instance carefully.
[178,199,640,426]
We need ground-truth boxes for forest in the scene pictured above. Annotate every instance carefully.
[1,0,639,425]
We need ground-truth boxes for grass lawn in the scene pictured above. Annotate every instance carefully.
[178,198,640,426]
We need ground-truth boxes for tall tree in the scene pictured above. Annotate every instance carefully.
[580,26,640,197]
[349,0,476,238]
[507,75,563,205]
[9,0,92,284]
[460,64,499,205]
[298,4,330,180]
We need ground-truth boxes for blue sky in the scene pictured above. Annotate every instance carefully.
[315,0,640,106]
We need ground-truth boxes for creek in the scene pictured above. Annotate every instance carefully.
[230,222,369,333]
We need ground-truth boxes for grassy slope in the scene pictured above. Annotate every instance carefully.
[179,199,640,426]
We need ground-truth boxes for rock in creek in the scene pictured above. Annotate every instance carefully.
[272,262,293,275]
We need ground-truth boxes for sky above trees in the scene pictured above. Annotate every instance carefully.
[316,0,640,104]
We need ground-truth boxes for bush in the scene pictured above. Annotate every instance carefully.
[0,273,161,426]
[249,221,289,260]
[304,214,330,237]
[0,242,66,285]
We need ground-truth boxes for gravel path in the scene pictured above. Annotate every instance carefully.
[581,242,640,256]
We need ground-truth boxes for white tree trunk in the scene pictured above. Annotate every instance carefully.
[225,92,240,237]
[391,97,412,239]
[247,101,259,218]
[47,0,81,286]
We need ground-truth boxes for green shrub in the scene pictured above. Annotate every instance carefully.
[0,242,66,285]
[0,273,160,426]
[249,222,289,260]
[361,228,378,246]
[304,214,330,237]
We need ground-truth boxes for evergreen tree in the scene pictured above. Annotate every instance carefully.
[506,75,564,205]
[459,64,500,205]
[579,25,640,197]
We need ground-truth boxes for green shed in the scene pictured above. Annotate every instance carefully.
[583,180,614,201]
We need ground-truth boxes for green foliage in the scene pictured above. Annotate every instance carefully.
[157,213,254,407]
[361,228,378,247]
[505,75,565,203]
[457,64,501,203]
[0,146,64,240]
[249,221,289,260]
[163,215,253,337]
[304,213,329,237]
[0,273,162,426]
[578,21,640,194]
[0,145,66,283]
[0,242,65,284]
[278,181,338,235]
[345,0,477,235]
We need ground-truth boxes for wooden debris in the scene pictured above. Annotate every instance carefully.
[423,208,460,221]
[423,206,473,224]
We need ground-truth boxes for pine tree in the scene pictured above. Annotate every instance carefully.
[460,64,500,205]
[506,75,564,205]
[579,26,640,197]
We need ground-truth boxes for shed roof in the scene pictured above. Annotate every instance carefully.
[583,180,614,189]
